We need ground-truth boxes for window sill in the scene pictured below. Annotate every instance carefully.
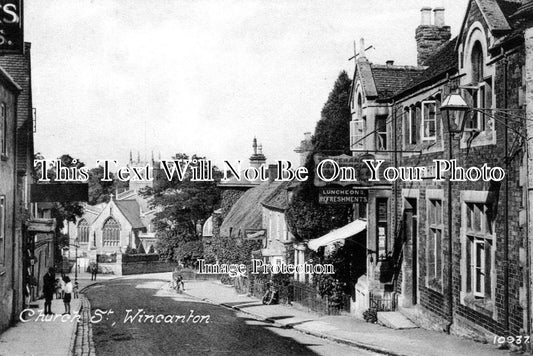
[463,293,494,316]
[426,278,442,293]
[1,154,7,161]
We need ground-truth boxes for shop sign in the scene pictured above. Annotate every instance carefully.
[318,186,368,205]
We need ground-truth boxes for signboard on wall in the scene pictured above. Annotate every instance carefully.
[0,1,23,54]
[318,186,368,205]
[30,183,88,202]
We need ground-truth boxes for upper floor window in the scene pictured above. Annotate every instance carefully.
[471,41,483,84]
[350,117,365,151]
[376,115,388,151]
[102,217,120,246]
[78,219,89,244]
[464,41,492,132]
[357,93,363,119]
[421,101,437,141]
[403,108,411,146]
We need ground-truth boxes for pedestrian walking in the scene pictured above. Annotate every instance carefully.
[43,267,55,315]
[62,276,73,315]
[91,262,98,281]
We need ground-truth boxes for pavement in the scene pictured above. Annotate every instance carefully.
[0,271,114,356]
[0,272,521,356]
[183,279,519,356]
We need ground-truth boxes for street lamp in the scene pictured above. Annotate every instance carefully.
[440,92,470,135]
[439,91,470,327]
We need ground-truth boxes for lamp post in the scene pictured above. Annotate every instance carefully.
[74,238,79,283]
[439,91,470,331]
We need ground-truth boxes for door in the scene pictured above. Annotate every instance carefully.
[405,199,418,305]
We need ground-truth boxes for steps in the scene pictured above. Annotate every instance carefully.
[377,311,419,329]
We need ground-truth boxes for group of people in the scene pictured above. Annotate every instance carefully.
[43,267,78,315]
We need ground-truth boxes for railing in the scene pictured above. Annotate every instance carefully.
[369,292,397,312]
[248,279,351,315]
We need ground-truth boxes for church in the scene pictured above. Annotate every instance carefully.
[65,153,159,272]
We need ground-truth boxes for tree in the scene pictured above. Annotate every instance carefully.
[87,166,128,204]
[143,153,222,262]
[286,71,353,242]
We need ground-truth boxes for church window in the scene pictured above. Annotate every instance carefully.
[78,219,89,244]
[103,218,120,246]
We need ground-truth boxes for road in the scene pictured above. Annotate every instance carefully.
[84,276,377,356]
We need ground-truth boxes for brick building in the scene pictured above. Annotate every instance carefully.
[349,0,533,341]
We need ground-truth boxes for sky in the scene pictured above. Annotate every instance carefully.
[26,0,468,169]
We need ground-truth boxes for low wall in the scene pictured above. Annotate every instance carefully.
[121,260,175,275]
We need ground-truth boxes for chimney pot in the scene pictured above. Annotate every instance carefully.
[434,7,445,26]
[420,7,432,26]
[304,132,311,141]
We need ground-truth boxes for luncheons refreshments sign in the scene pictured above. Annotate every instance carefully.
[0,1,22,53]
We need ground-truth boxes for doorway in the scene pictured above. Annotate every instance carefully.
[404,198,418,305]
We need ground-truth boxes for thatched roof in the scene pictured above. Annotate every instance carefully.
[220,180,281,238]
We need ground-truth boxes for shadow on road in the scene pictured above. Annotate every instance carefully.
[85,278,322,356]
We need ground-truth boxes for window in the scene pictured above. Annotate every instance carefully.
[422,101,437,140]
[464,41,492,132]
[357,93,363,118]
[1,104,6,155]
[376,115,388,150]
[0,196,4,265]
[78,219,89,244]
[102,218,120,246]
[464,202,494,299]
[350,118,365,150]
[403,108,411,146]
[377,198,388,259]
[465,78,492,132]
[427,199,443,289]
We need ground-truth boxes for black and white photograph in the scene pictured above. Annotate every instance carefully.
[1,0,533,355]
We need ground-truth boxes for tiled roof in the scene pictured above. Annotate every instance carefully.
[394,38,458,98]
[0,43,34,173]
[477,0,513,32]
[115,199,145,229]
[371,64,423,100]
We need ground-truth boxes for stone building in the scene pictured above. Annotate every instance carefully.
[0,65,22,333]
[348,0,533,342]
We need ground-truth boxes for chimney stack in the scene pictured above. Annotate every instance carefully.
[415,7,451,66]
[386,60,394,66]
[268,164,277,182]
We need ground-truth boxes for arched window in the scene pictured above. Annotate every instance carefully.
[77,219,89,244]
[357,93,363,119]
[102,218,120,246]
[471,41,483,84]
[466,40,491,132]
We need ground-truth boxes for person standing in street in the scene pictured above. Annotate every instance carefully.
[91,262,98,281]
[43,267,55,315]
[62,276,73,315]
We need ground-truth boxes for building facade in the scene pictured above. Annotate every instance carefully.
[348,0,533,341]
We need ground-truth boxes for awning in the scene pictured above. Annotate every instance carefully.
[308,219,367,251]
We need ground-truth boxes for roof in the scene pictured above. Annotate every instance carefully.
[220,180,281,237]
[370,64,423,100]
[394,37,458,98]
[261,181,292,211]
[114,199,145,229]
[218,175,261,189]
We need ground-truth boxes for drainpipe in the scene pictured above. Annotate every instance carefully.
[447,105,454,333]
[503,52,510,334]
